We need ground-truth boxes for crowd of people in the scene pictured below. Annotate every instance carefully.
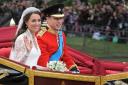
[64,0,128,43]
[0,0,45,25]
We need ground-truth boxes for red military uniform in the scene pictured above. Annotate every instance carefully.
[36,27,76,69]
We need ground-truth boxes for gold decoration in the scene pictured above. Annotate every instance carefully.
[37,27,47,37]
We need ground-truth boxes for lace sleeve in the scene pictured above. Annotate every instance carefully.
[11,35,29,63]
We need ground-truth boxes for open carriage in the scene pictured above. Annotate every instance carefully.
[0,26,128,85]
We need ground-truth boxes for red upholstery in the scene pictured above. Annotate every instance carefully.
[67,46,128,75]
[78,66,92,74]
[0,42,13,48]
[0,26,16,58]
[0,47,12,58]
[106,70,121,74]
[0,26,16,43]
[100,60,128,71]
[67,46,94,67]
[68,51,94,67]
[67,46,94,61]
[124,66,128,71]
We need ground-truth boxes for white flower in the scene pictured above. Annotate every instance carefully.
[47,61,68,72]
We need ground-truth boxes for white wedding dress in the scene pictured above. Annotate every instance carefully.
[9,29,41,68]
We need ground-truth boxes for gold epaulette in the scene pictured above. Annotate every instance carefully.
[37,27,47,37]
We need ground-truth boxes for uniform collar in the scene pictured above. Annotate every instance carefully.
[47,24,58,34]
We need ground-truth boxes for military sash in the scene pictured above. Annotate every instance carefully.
[49,31,63,61]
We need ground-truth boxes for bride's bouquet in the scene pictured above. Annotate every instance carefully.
[47,61,68,72]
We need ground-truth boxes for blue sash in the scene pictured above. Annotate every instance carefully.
[49,31,63,61]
